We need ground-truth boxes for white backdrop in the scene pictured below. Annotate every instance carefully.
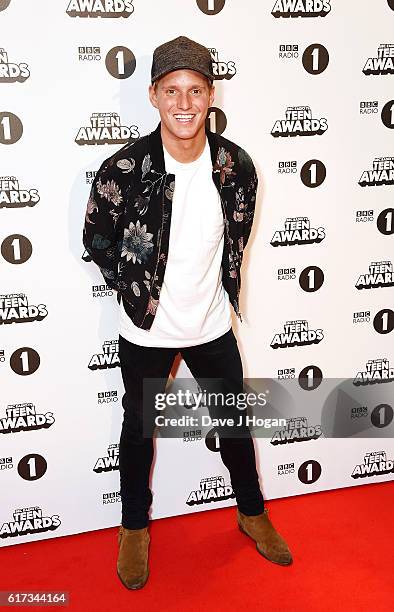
[1,0,394,546]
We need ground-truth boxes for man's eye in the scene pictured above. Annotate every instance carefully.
[167,89,176,94]
[192,89,201,94]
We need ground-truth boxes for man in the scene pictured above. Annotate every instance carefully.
[83,36,292,590]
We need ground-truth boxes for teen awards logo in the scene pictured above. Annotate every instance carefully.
[0,294,48,325]
[186,475,234,506]
[271,217,326,247]
[93,444,119,472]
[0,507,61,538]
[0,48,30,83]
[208,48,236,80]
[356,261,394,290]
[272,0,331,18]
[88,340,119,370]
[359,157,394,187]
[271,417,321,445]
[351,451,394,479]
[75,112,139,145]
[0,176,39,209]
[363,44,394,76]
[66,0,134,18]
[0,403,55,434]
[271,320,324,349]
[353,358,394,385]
[271,106,327,137]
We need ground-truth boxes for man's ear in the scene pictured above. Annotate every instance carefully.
[148,84,158,109]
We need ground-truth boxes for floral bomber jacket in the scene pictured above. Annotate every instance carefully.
[82,122,258,330]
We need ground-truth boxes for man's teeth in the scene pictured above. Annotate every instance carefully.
[174,115,194,122]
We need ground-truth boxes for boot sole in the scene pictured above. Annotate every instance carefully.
[238,523,293,566]
[117,569,149,590]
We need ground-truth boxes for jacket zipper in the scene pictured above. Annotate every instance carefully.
[218,191,242,323]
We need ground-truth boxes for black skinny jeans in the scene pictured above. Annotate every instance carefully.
[118,327,264,529]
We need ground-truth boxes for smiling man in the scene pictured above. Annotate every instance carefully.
[83,35,292,590]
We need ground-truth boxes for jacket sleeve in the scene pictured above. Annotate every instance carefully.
[242,164,258,250]
[82,159,125,290]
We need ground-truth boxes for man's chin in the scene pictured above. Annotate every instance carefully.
[167,120,205,140]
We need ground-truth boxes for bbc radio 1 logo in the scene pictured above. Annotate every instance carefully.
[98,390,118,405]
[0,402,55,434]
[78,46,136,79]
[66,0,134,18]
[186,475,234,506]
[0,112,23,144]
[356,261,394,290]
[278,265,324,292]
[208,48,236,80]
[363,44,394,76]
[196,0,226,15]
[206,106,227,135]
[279,43,329,74]
[0,48,30,83]
[93,443,119,473]
[271,217,326,247]
[92,284,115,298]
[0,1,12,12]
[271,417,322,445]
[360,101,379,115]
[0,294,48,325]
[278,159,326,187]
[353,358,394,385]
[75,113,139,145]
[351,451,394,479]
[277,365,323,386]
[278,459,322,484]
[0,176,40,209]
[353,310,370,325]
[271,106,327,137]
[0,506,61,539]
[272,0,331,18]
[103,490,121,505]
[89,339,119,370]
[270,319,324,349]
[86,170,97,185]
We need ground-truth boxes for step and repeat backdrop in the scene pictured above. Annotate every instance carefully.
[1,0,394,546]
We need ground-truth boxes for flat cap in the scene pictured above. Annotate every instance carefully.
[151,36,214,84]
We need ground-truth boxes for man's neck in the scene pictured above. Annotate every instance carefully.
[161,124,207,163]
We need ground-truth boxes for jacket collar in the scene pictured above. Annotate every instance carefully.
[148,121,219,172]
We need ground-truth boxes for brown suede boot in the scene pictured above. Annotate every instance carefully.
[237,508,293,565]
[117,525,150,589]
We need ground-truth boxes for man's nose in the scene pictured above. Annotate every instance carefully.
[177,92,192,110]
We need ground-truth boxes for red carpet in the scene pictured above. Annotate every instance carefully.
[1,481,393,611]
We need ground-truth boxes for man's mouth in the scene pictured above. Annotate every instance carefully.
[173,114,195,123]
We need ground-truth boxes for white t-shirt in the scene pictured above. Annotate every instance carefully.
[119,137,232,347]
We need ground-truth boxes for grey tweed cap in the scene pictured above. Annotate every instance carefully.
[151,36,214,84]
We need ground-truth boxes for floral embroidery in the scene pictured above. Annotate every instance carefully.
[142,154,152,178]
[97,179,123,205]
[238,237,244,253]
[85,194,98,224]
[121,220,154,264]
[131,281,140,296]
[116,158,135,173]
[214,147,235,185]
[92,234,111,250]
[147,296,159,315]
[134,194,149,216]
[165,181,175,200]
[99,267,116,280]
